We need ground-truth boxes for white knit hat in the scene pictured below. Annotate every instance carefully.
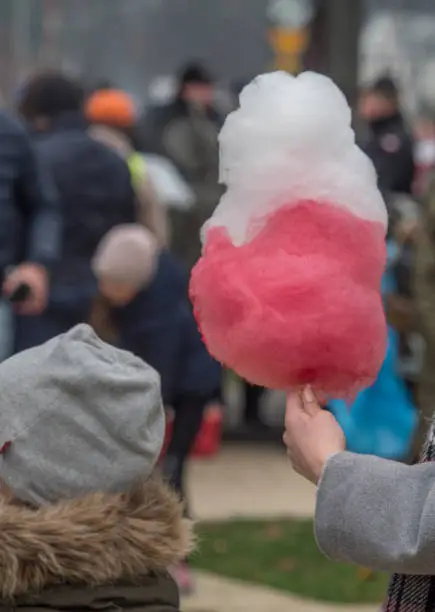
[92,224,159,289]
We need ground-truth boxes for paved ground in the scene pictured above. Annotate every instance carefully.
[183,572,378,612]
[181,444,380,612]
[188,443,316,521]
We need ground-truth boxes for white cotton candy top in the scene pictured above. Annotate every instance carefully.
[204,71,388,246]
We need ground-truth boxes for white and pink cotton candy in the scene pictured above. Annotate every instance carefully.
[190,71,388,400]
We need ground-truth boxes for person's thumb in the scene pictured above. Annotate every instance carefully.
[285,390,305,427]
[301,386,322,417]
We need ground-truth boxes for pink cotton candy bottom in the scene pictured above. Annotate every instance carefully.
[190,200,387,399]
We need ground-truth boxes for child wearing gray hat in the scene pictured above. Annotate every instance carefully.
[92,224,221,500]
[0,324,191,611]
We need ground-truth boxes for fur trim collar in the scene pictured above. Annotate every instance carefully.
[0,477,192,598]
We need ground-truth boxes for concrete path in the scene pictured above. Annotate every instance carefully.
[182,571,378,612]
[182,445,382,612]
[188,444,316,521]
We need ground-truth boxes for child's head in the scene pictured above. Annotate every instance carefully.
[92,224,159,306]
[0,324,164,507]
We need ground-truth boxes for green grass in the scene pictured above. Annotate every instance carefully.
[191,519,389,604]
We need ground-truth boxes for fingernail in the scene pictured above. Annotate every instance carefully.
[303,386,317,404]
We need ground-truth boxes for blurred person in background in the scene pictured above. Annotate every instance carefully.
[16,73,137,352]
[92,224,221,593]
[0,111,60,357]
[85,88,169,247]
[242,383,266,432]
[140,62,222,270]
[413,169,435,459]
[357,76,415,196]
[414,106,435,196]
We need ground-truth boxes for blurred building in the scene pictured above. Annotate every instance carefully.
[1,0,435,114]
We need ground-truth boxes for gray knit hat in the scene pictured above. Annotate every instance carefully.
[0,324,165,506]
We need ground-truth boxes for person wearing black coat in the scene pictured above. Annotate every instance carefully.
[15,73,137,352]
[0,111,60,317]
[92,225,221,502]
[357,76,415,195]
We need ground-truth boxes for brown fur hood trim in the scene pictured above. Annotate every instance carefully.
[0,477,193,599]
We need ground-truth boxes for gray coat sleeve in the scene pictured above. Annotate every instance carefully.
[315,451,435,574]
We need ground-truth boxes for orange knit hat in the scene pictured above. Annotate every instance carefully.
[85,89,137,127]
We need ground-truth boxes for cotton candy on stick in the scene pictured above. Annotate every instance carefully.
[190,71,388,400]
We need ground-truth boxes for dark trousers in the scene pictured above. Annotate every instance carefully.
[162,394,206,504]
[243,382,264,424]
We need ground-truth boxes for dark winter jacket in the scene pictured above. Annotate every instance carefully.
[0,477,191,612]
[33,112,136,295]
[360,113,415,195]
[114,251,221,404]
[0,112,60,278]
